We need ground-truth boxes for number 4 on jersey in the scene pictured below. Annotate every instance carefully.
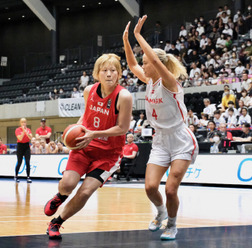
[152,109,158,120]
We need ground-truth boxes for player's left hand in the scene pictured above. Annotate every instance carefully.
[75,127,95,149]
[123,21,131,41]
[134,15,147,36]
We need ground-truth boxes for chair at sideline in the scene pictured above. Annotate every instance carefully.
[124,151,140,181]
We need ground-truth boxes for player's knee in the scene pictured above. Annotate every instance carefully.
[77,188,93,200]
[165,187,177,200]
[59,179,75,194]
[145,183,159,196]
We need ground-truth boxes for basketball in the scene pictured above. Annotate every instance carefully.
[62,124,85,150]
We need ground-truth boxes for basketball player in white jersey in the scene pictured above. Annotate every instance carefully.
[123,15,198,240]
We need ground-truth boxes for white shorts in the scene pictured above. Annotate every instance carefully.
[148,125,198,167]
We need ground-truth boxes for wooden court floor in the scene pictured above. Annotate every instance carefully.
[0,178,252,247]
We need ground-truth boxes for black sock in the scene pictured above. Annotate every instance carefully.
[57,192,68,202]
[52,215,65,225]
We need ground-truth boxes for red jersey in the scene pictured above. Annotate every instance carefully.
[82,83,125,150]
[15,127,32,143]
[36,126,52,143]
[123,143,139,156]
[0,144,7,154]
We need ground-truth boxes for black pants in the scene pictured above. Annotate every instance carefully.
[119,157,133,177]
[16,142,31,177]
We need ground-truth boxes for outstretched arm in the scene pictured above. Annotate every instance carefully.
[123,21,147,83]
[134,15,178,92]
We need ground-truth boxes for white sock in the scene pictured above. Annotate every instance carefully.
[156,204,166,213]
[167,216,177,228]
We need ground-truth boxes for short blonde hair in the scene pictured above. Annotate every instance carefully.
[20,118,27,124]
[153,48,188,79]
[92,53,122,81]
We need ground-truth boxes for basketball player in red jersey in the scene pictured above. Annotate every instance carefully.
[123,16,198,240]
[44,54,132,239]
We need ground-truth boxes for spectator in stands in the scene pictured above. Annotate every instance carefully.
[223,4,231,16]
[198,113,209,128]
[122,66,128,79]
[79,71,89,89]
[206,120,216,142]
[244,5,252,31]
[30,137,36,154]
[168,43,179,56]
[216,33,226,50]
[208,27,220,43]
[223,101,239,118]
[244,40,252,59]
[241,71,252,91]
[71,87,81,98]
[210,132,222,153]
[0,137,7,154]
[57,142,69,154]
[40,138,49,154]
[227,108,237,128]
[238,99,246,113]
[229,52,239,69]
[236,15,246,35]
[189,62,201,79]
[233,123,252,142]
[164,40,172,53]
[233,10,242,24]
[196,21,205,36]
[221,87,236,111]
[216,6,223,18]
[222,24,233,37]
[199,33,208,49]
[48,141,58,154]
[240,89,251,107]
[34,140,41,154]
[129,115,136,133]
[221,11,229,24]
[213,110,226,128]
[134,112,146,134]
[35,118,52,144]
[188,50,200,65]
[153,21,162,47]
[237,107,251,126]
[186,108,199,126]
[189,124,204,142]
[219,123,233,141]
[235,60,245,77]
[179,25,187,38]
[58,88,65,99]
[175,39,181,51]
[224,35,232,49]
[227,17,235,30]
[49,88,58,100]
[203,98,216,118]
[116,133,139,181]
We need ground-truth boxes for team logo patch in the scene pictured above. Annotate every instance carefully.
[151,89,155,94]
[98,102,104,106]
[107,99,112,109]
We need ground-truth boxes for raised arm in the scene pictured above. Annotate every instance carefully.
[134,15,178,92]
[123,22,147,83]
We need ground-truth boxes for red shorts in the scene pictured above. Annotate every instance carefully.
[66,146,122,178]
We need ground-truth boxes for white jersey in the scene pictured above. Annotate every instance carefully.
[145,78,187,130]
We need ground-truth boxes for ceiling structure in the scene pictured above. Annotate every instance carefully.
[0,0,121,24]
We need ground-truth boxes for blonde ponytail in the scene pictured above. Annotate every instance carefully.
[153,48,188,79]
